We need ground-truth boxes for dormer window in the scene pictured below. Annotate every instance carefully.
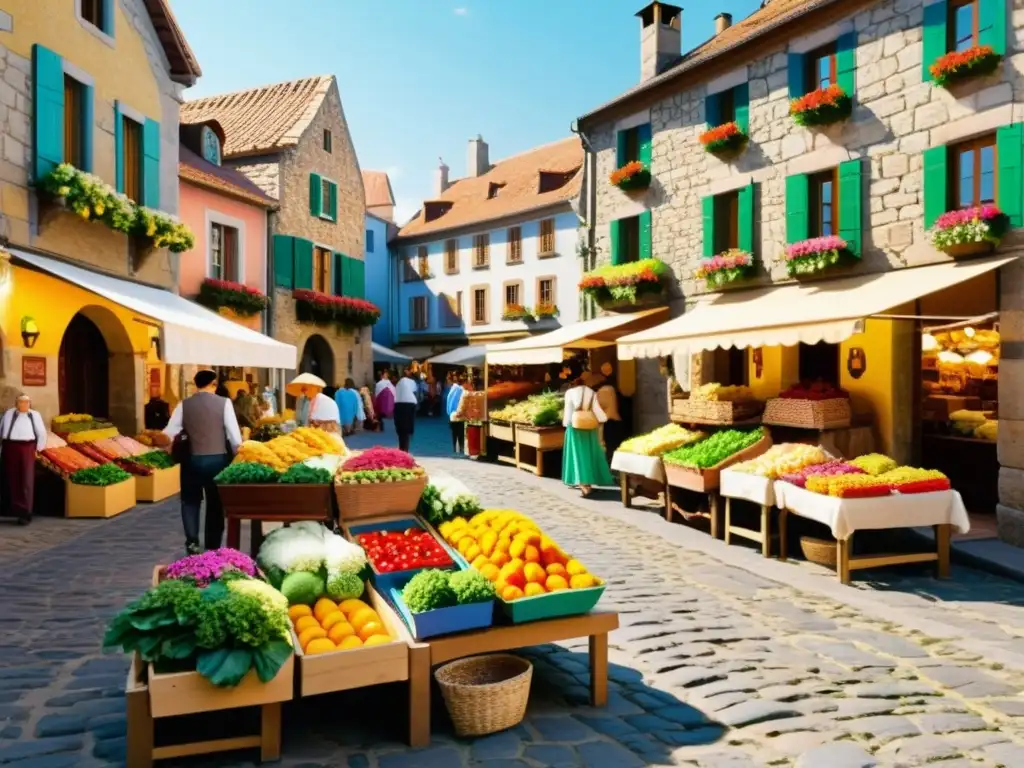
[488,182,505,199]
[201,125,221,166]
[539,168,578,194]
[424,200,453,223]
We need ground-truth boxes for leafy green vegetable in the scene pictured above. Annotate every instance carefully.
[70,464,132,486]
[325,570,364,601]
[449,569,496,605]
[663,427,765,469]
[215,462,281,485]
[134,450,175,470]
[402,569,456,613]
[279,464,331,485]
[280,571,325,606]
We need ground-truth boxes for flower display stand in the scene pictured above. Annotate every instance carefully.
[135,465,181,503]
[65,478,136,518]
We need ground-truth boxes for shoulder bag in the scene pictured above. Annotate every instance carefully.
[570,388,599,431]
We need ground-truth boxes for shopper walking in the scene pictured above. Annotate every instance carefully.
[374,370,396,431]
[164,370,242,554]
[394,368,419,453]
[561,377,614,498]
[0,395,47,525]
[446,374,466,455]
[335,379,364,436]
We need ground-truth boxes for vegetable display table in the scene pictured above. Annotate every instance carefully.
[610,451,668,512]
[514,425,564,476]
[773,483,969,583]
[487,422,517,468]
[135,465,180,503]
[221,484,335,556]
[65,477,136,518]
[408,610,619,747]
[719,469,776,558]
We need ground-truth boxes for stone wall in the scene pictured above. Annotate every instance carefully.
[227,157,280,201]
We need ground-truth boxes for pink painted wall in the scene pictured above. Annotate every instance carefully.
[178,180,269,297]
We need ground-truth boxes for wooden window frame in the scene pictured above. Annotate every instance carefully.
[319,177,335,221]
[313,245,331,294]
[808,167,840,238]
[209,222,241,282]
[323,129,333,153]
[78,0,108,35]
[473,233,490,269]
[121,113,143,203]
[713,190,739,254]
[502,280,523,311]
[471,285,490,326]
[63,75,85,171]
[951,134,997,208]
[506,227,523,264]
[947,0,980,52]
[445,238,459,274]
[538,219,556,256]
[622,126,640,164]
[618,215,641,263]
[411,296,429,331]
[536,275,556,308]
[806,42,838,92]
[417,245,431,279]
[717,88,736,125]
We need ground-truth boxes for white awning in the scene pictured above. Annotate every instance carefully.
[618,256,1016,360]
[426,345,489,367]
[372,342,410,365]
[13,249,297,368]
[486,308,669,366]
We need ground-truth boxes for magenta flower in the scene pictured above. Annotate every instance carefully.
[165,548,259,586]
[933,205,1002,230]
[784,236,847,260]
[342,447,418,471]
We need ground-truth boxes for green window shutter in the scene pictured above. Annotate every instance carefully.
[702,195,715,257]
[142,118,160,208]
[637,123,652,170]
[738,183,755,254]
[639,209,652,260]
[352,259,366,299]
[705,91,721,128]
[341,255,353,296]
[309,173,322,216]
[785,174,809,243]
[788,53,805,100]
[80,84,94,173]
[836,31,857,97]
[273,235,295,288]
[615,131,627,168]
[922,145,949,229]
[32,45,64,181]
[997,124,1024,228]
[980,0,1007,55]
[922,1,948,81]
[328,181,338,220]
[609,219,621,265]
[333,251,344,295]
[101,0,115,35]
[294,238,314,290]
[838,159,864,257]
[114,102,123,192]
[734,83,750,134]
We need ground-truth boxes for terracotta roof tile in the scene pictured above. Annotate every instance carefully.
[181,76,334,158]
[141,0,201,83]
[179,145,277,208]
[362,170,395,209]
[396,137,583,240]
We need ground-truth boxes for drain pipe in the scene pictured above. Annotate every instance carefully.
[570,119,597,320]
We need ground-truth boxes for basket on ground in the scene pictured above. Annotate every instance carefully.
[435,654,533,737]
[800,536,838,567]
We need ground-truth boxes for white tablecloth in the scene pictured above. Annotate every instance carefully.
[772,483,971,541]
[719,470,775,506]
[610,451,666,482]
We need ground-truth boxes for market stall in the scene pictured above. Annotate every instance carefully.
[610,423,705,510]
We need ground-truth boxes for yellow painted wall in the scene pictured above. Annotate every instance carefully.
[746,346,798,399]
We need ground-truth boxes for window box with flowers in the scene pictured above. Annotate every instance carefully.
[790,85,852,127]
[929,45,1002,89]
[783,236,850,277]
[502,304,534,322]
[609,161,651,191]
[579,258,668,310]
[699,122,748,156]
[534,303,559,319]
[196,278,269,317]
[293,290,381,330]
[930,205,1009,258]
[695,250,755,289]
[37,164,194,253]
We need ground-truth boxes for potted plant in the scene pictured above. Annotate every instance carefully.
[695,249,755,289]
[790,85,852,127]
[197,278,270,317]
[609,161,651,191]
[699,122,748,156]
[930,204,1009,258]
[501,304,534,322]
[293,290,381,330]
[579,258,668,310]
[929,45,1001,88]
[783,235,849,277]
[534,302,559,319]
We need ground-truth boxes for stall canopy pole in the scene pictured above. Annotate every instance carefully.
[482,363,489,456]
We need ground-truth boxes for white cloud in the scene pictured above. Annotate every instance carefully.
[384,165,404,180]
[392,196,420,227]
[453,7,468,15]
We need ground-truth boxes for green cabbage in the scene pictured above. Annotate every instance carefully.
[402,570,456,613]
[449,569,496,605]
[280,571,325,606]
[325,570,364,601]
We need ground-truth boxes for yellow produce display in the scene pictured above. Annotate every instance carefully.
[290,596,392,654]
[234,440,289,472]
[66,427,119,444]
[975,420,998,441]
[618,424,705,457]
[690,383,755,402]
[848,453,897,476]
[290,427,347,455]
[731,443,826,479]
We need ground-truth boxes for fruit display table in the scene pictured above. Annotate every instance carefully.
[487,421,517,468]
[610,451,669,512]
[407,610,619,746]
[719,469,775,558]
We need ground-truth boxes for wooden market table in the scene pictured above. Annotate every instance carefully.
[514,425,564,477]
[407,610,619,747]
[610,450,670,513]
[221,484,335,557]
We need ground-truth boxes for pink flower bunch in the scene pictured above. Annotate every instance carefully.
[785,235,847,260]
[933,204,1002,230]
[165,547,258,586]
[696,251,751,276]
[342,447,418,471]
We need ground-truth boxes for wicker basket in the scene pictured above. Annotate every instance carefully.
[799,536,837,568]
[763,397,851,430]
[435,654,533,737]
[334,474,428,521]
[672,397,763,424]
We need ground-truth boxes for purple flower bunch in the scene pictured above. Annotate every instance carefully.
[784,235,847,260]
[165,548,258,587]
[933,204,1002,230]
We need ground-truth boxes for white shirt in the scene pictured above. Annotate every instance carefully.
[374,379,396,398]
[164,397,243,453]
[562,386,608,428]
[0,409,47,452]
[311,392,340,422]
[396,377,419,404]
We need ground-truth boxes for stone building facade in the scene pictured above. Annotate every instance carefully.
[578,0,1024,542]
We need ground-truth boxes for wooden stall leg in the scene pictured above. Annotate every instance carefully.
[663,483,672,522]
[935,523,952,578]
[260,702,282,761]
[724,497,732,545]
[125,685,153,768]
[761,505,771,558]
[408,644,431,748]
[837,537,851,585]
[589,632,609,707]
[536,448,544,477]
[226,517,241,550]
[514,440,521,471]
[777,509,788,561]
[250,520,265,559]
[620,473,630,509]
[709,494,720,539]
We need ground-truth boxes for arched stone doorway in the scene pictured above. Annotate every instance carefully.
[299,334,335,386]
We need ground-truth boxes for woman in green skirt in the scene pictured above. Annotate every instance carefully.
[562,377,614,497]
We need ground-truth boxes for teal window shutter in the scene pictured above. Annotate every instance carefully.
[273,235,295,288]
[114,102,124,192]
[142,118,160,208]
[637,123,652,170]
[343,255,355,297]
[836,31,857,97]
[309,173,322,216]
[785,174,809,243]
[838,159,863,257]
[609,219,621,264]
[102,0,115,35]
[333,251,344,295]
[734,83,750,134]
[705,91,721,128]
[922,1,948,81]
[615,131,627,168]
[80,84,94,173]
[639,209,652,260]
[32,45,64,181]
[352,259,366,299]
[997,124,1024,228]
[788,53,806,100]
[702,195,715,257]
[922,146,949,229]
[329,181,338,220]
[980,0,1007,55]
[294,238,314,290]
[738,183,754,254]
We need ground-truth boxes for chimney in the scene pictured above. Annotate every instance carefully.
[715,12,732,34]
[468,135,489,177]
[435,157,450,196]
[636,2,682,82]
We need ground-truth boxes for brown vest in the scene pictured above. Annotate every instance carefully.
[182,392,230,456]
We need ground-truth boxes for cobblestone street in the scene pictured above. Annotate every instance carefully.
[3,418,1024,767]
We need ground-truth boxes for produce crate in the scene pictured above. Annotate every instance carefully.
[291,585,411,696]
[218,483,334,519]
[65,477,136,518]
[664,432,773,493]
[498,584,606,624]
[672,398,763,424]
[335,474,428,520]
[488,421,515,443]
[762,397,852,430]
[515,425,564,451]
[135,464,180,503]
[390,588,495,640]
[145,655,294,719]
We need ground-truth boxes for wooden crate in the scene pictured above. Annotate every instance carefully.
[135,465,180,503]
[218,483,334,518]
[65,478,136,518]
[515,426,564,451]
[147,656,293,719]
[664,432,773,493]
[488,422,515,443]
[762,397,852,430]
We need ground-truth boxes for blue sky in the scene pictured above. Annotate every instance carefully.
[173,0,761,224]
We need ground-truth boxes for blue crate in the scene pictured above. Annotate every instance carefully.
[347,516,464,594]
[389,587,495,640]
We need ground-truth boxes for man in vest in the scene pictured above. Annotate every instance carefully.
[164,370,242,554]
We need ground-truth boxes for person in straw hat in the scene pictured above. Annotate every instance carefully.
[0,394,47,525]
[288,373,340,432]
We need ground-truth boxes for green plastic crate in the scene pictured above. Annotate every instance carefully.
[498,584,606,624]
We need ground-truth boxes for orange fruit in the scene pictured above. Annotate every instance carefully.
[566,559,587,576]
[327,621,356,643]
[449,529,468,546]
[363,634,392,646]
[298,626,327,650]
[472,554,490,570]
[490,552,510,568]
[479,531,497,556]
[501,585,524,601]
[495,579,508,593]
[494,537,511,554]
[349,607,380,632]
[479,563,500,582]
[457,536,475,556]
[524,562,546,584]
[508,539,526,559]
[523,545,541,564]
[288,605,313,622]
[338,598,369,616]
[294,615,320,633]
[546,563,567,577]
[305,638,337,655]
[524,582,547,597]
[465,544,482,562]
[545,574,569,592]
[570,574,598,589]
[519,532,541,546]
[321,611,347,632]
[338,635,364,650]
[358,621,388,641]
[313,598,338,622]
[499,562,526,589]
